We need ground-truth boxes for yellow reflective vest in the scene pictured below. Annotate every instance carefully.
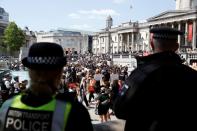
[0,95,72,131]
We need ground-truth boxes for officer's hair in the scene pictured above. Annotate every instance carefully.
[153,38,178,51]
[29,68,63,95]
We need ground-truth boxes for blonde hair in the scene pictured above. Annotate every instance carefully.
[95,69,100,74]
[29,68,63,96]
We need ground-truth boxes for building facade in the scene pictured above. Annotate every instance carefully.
[93,0,197,55]
[0,7,9,56]
[19,27,37,61]
[36,29,91,54]
[0,7,9,36]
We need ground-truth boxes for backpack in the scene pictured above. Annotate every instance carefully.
[101,99,110,106]
[100,93,110,106]
[114,63,161,118]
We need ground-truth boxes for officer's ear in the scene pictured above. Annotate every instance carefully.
[173,42,179,52]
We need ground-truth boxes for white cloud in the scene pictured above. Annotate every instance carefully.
[68,9,120,20]
[70,24,92,30]
[112,0,127,4]
[78,9,120,16]
[68,13,80,19]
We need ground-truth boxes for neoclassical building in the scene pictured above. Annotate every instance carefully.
[19,27,37,60]
[0,7,9,56]
[36,29,92,54]
[92,0,197,55]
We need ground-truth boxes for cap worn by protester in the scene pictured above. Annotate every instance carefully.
[22,42,67,70]
[150,27,183,40]
[101,87,106,93]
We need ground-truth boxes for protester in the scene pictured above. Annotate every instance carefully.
[114,27,197,131]
[12,76,20,94]
[79,72,89,107]
[96,87,111,123]
[0,42,93,131]
[19,79,28,92]
[88,75,95,103]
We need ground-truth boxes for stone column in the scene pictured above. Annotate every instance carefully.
[117,35,119,53]
[107,32,111,54]
[132,33,134,52]
[178,23,181,44]
[142,39,145,51]
[172,23,174,28]
[106,33,110,54]
[135,33,138,51]
[192,20,196,50]
[99,38,101,55]
[127,33,130,52]
[148,27,151,51]
[102,37,104,54]
[96,39,99,55]
[103,37,106,54]
[122,35,124,52]
[119,34,123,53]
[185,21,188,46]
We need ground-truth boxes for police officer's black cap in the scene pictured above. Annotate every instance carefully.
[150,27,183,40]
[22,42,67,70]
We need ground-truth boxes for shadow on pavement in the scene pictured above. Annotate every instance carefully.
[93,120,125,131]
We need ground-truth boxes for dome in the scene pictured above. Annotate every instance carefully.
[0,7,5,14]
[107,15,112,21]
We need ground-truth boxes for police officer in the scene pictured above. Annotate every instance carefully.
[0,42,93,131]
[113,27,197,131]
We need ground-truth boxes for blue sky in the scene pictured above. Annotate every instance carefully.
[1,0,175,32]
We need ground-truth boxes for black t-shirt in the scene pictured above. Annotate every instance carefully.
[119,73,125,81]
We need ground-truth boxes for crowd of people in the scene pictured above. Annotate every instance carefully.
[0,50,130,121]
[0,26,197,131]
[55,57,129,123]
[0,41,130,130]
[0,74,28,105]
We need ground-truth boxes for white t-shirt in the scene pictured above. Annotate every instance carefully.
[4,80,11,89]
[110,74,119,82]
[94,74,103,81]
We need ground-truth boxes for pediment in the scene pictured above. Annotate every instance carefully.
[147,10,188,21]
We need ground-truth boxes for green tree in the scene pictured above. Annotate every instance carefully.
[0,36,3,47]
[0,36,6,53]
[3,22,25,54]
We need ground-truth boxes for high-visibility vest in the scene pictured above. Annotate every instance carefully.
[0,95,72,131]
